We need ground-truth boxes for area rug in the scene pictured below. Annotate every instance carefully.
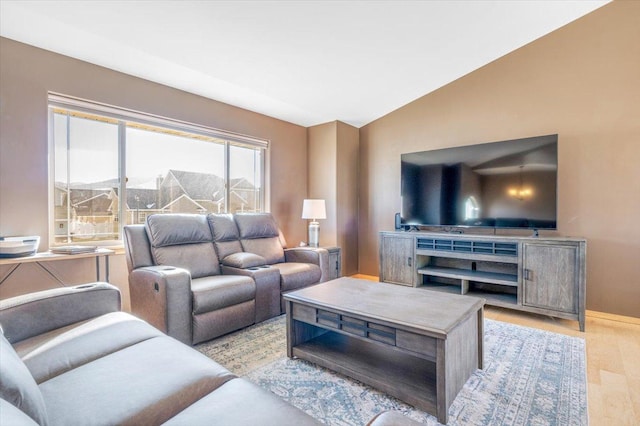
[196,315,587,426]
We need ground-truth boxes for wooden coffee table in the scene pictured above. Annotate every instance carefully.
[284,277,484,424]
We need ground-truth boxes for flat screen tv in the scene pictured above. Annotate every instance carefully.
[401,134,558,230]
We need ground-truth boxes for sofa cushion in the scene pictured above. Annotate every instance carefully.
[240,237,286,265]
[0,333,48,426]
[271,262,322,292]
[39,336,235,426]
[162,377,322,426]
[234,213,280,239]
[208,213,243,259]
[146,214,213,247]
[146,214,220,278]
[234,214,287,264]
[0,398,39,426]
[152,243,220,279]
[221,252,266,269]
[207,213,239,241]
[191,275,256,314]
[16,312,163,384]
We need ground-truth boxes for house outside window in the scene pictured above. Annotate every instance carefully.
[49,94,267,245]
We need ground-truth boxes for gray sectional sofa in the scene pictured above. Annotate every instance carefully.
[124,212,329,344]
[0,282,321,426]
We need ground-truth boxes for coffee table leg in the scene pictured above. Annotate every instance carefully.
[477,307,484,369]
[286,301,294,358]
[436,339,447,424]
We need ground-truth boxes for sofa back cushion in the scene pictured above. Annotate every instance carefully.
[234,214,285,264]
[207,214,244,260]
[0,333,48,425]
[146,214,220,278]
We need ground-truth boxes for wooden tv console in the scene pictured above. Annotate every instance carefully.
[379,231,586,331]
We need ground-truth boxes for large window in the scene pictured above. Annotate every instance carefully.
[50,95,267,245]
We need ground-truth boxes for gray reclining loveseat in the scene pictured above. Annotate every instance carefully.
[124,213,329,345]
[0,283,321,426]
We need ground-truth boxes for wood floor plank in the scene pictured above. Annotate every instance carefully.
[599,370,636,426]
[629,376,640,423]
[588,383,604,426]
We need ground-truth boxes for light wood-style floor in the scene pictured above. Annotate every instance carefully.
[352,275,640,426]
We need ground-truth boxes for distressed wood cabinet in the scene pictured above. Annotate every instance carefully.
[323,246,342,280]
[522,242,580,314]
[379,231,587,331]
[379,233,415,286]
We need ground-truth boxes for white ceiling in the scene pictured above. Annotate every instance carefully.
[0,1,609,128]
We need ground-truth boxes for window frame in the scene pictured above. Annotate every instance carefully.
[48,93,269,246]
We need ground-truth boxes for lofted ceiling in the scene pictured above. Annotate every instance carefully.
[0,1,609,128]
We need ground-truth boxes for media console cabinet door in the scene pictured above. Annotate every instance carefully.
[522,243,578,313]
[379,234,415,286]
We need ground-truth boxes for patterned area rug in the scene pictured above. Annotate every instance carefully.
[196,315,587,425]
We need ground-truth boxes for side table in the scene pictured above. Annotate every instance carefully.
[323,246,341,280]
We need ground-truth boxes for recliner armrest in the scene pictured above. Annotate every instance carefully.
[284,247,330,282]
[128,266,193,344]
[0,282,121,344]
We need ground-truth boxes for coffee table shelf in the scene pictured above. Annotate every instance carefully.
[292,329,438,411]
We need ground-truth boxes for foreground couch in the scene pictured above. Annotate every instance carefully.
[0,283,321,426]
[124,213,329,344]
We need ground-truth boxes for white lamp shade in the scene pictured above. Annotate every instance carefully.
[302,199,326,220]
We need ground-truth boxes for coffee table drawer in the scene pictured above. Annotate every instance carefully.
[341,316,367,337]
[291,303,316,323]
[367,323,396,345]
[291,304,397,344]
[396,330,437,358]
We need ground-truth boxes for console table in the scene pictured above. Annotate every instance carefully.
[379,231,586,331]
[0,248,114,287]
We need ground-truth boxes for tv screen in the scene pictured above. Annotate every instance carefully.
[401,135,558,230]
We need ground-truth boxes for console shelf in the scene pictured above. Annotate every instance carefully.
[417,266,517,287]
[421,282,518,308]
[380,231,587,331]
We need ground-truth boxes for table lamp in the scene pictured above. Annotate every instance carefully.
[302,199,326,247]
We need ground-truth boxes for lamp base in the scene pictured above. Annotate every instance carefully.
[308,221,320,247]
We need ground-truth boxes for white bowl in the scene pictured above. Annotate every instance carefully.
[0,236,40,258]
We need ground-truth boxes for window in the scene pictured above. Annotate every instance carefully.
[49,94,267,244]
[464,196,479,221]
